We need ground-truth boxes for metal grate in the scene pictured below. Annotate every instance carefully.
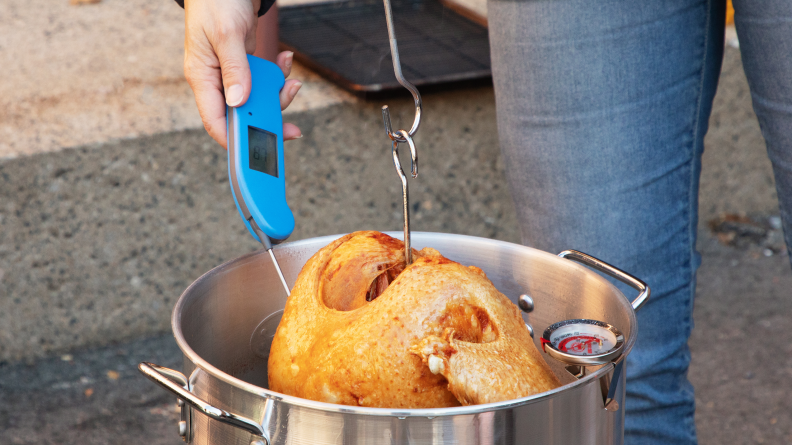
[278,0,491,93]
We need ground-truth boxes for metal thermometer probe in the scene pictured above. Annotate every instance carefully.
[227,54,294,296]
[249,222,290,296]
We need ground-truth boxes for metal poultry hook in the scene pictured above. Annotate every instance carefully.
[380,0,422,265]
[380,0,422,143]
[391,130,418,265]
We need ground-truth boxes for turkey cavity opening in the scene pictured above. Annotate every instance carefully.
[438,303,498,344]
[366,263,405,302]
[319,232,411,312]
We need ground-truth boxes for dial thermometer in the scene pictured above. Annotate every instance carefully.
[227,54,294,295]
[541,319,624,366]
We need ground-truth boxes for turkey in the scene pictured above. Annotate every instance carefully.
[268,231,561,408]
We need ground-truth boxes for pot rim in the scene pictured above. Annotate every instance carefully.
[172,231,636,417]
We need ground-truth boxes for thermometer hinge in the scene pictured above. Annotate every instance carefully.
[249,218,273,250]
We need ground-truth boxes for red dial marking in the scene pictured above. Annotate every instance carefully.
[558,335,600,355]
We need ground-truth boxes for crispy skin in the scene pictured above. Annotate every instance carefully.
[267,231,561,407]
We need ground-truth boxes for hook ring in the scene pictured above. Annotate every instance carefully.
[395,129,418,178]
[382,104,421,143]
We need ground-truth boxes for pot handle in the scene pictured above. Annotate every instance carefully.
[138,362,269,442]
[557,250,650,311]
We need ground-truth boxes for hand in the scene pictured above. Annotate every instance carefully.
[183,0,303,148]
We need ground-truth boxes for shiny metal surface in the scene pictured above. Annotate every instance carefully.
[139,362,268,440]
[391,130,418,265]
[524,322,534,338]
[379,0,422,265]
[380,0,422,141]
[250,221,291,296]
[145,232,646,444]
[518,294,534,313]
[557,250,650,311]
[265,248,290,296]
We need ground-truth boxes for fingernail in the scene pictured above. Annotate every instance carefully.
[286,51,294,68]
[225,84,244,107]
[286,134,303,141]
[291,81,303,97]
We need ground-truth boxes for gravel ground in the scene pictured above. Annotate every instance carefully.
[0,335,183,445]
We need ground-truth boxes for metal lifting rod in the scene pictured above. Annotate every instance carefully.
[381,0,422,265]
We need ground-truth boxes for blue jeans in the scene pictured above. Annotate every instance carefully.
[487,0,792,443]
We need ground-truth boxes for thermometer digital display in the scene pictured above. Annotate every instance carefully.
[248,126,279,177]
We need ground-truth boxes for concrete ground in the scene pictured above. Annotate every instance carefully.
[1,0,791,442]
[0,0,354,160]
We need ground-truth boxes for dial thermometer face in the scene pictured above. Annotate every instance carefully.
[541,319,624,366]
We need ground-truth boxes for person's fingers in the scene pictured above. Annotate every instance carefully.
[280,79,302,111]
[184,52,229,148]
[276,51,294,78]
[195,83,229,148]
[215,29,253,108]
[183,0,259,149]
[276,51,302,141]
[283,123,302,141]
[244,17,258,54]
[194,87,229,148]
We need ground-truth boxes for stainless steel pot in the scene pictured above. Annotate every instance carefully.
[139,232,648,445]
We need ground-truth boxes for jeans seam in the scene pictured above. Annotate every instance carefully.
[682,1,713,443]
[689,0,711,306]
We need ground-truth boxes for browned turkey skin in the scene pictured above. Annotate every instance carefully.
[267,231,561,408]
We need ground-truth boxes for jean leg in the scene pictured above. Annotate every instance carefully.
[733,0,792,261]
[487,0,725,443]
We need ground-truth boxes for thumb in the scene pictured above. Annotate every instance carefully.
[216,35,252,108]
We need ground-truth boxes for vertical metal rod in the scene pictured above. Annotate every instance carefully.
[267,249,291,296]
[391,130,417,265]
[381,0,421,266]
[392,140,411,265]
[251,221,291,296]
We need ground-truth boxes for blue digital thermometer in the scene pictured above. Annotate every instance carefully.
[227,55,294,295]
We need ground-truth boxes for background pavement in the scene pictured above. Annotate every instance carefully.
[0,0,790,443]
[0,0,354,160]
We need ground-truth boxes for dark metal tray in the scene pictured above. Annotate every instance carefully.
[278,0,491,94]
